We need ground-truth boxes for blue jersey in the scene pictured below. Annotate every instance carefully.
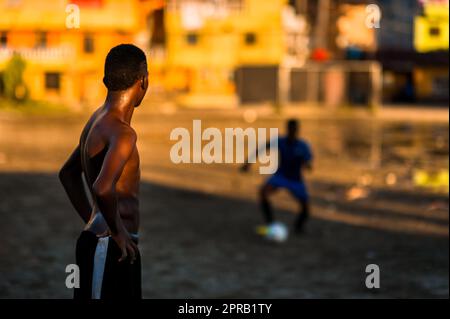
[275,137,313,181]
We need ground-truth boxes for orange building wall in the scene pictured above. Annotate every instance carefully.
[0,0,159,109]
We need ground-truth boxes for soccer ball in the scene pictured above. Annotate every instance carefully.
[266,222,288,243]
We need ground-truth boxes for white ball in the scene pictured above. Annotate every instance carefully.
[266,222,288,242]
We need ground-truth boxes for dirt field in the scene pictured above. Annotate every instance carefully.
[0,107,448,298]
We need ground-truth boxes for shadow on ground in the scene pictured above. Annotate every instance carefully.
[0,172,448,298]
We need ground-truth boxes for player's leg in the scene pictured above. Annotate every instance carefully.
[294,198,310,233]
[259,182,278,224]
[286,181,310,233]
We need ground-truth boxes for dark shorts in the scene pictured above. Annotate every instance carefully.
[74,231,141,300]
[266,174,309,201]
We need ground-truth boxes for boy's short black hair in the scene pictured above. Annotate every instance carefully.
[103,44,147,91]
[287,119,299,129]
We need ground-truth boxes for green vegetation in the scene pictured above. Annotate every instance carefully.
[0,54,71,115]
[2,53,29,103]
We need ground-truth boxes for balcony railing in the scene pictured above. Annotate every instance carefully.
[0,46,76,64]
[167,0,244,13]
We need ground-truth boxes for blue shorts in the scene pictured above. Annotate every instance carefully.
[265,174,309,201]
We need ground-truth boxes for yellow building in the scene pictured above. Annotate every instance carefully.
[414,1,449,53]
[164,0,287,106]
[413,0,449,103]
[0,0,162,108]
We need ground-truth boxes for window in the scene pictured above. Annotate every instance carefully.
[45,72,61,90]
[429,27,441,37]
[186,33,199,46]
[0,32,7,47]
[36,31,47,48]
[149,9,166,47]
[244,32,257,45]
[0,72,4,95]
[83,33,95,53]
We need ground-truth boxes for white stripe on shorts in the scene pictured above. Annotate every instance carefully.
[91,236,109,299]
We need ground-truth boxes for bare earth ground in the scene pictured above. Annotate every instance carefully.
[0,105,448,298]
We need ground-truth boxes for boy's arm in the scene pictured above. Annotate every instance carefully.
[59,145,92,223]
[92,127,138,263]
[303,144,313,171]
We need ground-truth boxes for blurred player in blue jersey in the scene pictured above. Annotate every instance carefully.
[242,119,313,234]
